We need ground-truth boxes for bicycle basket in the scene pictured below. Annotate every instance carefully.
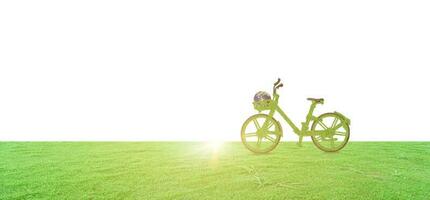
[253,91,272,112]
[253,99,273,112]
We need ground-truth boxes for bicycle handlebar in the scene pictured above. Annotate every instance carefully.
[274,78,281,86]
[273,78,283,95]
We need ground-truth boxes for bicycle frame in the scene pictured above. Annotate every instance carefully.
[262,93,330,142]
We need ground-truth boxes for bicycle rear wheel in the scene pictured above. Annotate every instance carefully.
[241,114,282,154]
[311,113,350,152]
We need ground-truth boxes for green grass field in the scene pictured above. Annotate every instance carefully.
[1,142,429,199]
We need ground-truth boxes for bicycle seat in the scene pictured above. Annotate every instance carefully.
[307,98,324,104]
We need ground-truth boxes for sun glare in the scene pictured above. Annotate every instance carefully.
[207,140,224,153]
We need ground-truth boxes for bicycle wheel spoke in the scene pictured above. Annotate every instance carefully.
[257,137,262,147]
[264,135,275,143]
[267,131,280,136]
[253,119,261,130]
[266,120,274,129]
[245,132,258,137]
[317,120,329,130]
[334,131,347,136]
[333,123,343,130]
[331,118,339,128]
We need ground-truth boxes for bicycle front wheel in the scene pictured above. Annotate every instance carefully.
[241,114,282,154]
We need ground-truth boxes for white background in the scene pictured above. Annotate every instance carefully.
[1,0,429,141]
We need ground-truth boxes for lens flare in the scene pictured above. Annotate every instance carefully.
[208,140,223,153]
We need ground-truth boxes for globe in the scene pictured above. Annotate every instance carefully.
[254,91,271,102]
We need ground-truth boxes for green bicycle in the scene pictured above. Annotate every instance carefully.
[241,78,351,153]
